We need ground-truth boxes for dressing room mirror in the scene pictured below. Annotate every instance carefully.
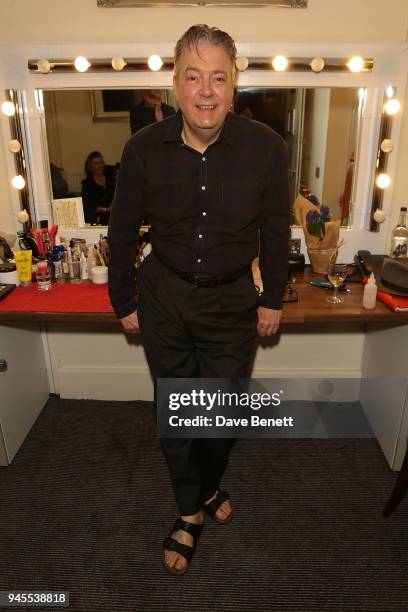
[41,86,364,227]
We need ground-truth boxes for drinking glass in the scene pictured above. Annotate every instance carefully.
[327,263,348,303]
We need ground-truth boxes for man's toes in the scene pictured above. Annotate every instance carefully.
[164,548,188,571]
[216,501,231,519]
[164,550,175,567]
[175,555,187,571]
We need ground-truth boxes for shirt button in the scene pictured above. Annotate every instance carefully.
[202,156,206,162]
[198,234,203,239]
[202,211,207,216]
[201,185,206,191]
[197,258,202,263]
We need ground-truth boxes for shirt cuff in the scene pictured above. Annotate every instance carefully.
[113,301,138,320]
[258,294,283,310]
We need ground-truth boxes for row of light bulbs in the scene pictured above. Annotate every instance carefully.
[34,54,372,74]
[373,86,400,212]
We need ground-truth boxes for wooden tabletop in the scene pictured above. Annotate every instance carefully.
[282,269,406,323]
[0,267,407,325]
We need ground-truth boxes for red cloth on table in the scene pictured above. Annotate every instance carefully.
[0,283,114,313]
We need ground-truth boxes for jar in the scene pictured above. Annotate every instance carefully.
[0,262,20,286]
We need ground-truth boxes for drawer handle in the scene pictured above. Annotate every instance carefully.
[0,359,8,372]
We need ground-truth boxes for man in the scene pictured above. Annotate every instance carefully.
[108,24,290,576]
[129,89,175,135]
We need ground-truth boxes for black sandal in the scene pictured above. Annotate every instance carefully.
[162,517,204,576]
[203,489,233,524]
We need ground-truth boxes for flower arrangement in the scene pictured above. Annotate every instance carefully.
[306,203,331,240]
[294,193,342,274]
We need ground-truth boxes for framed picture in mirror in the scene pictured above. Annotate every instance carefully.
[52,197,85,229]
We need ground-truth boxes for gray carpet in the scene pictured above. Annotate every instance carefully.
[0,397,407,612]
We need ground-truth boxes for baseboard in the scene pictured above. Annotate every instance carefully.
[55,366,361,402]
[56,367,154,401]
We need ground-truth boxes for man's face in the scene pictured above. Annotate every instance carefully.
[173,43,234,140]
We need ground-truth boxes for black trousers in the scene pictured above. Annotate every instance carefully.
[137,253,258,515]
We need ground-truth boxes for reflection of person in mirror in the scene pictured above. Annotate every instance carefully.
[108,25,290,576]
[130,89,175,135]
[81,151,117,225]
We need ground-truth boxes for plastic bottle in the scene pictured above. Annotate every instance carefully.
[363,273,377,309]
[80,252,88,280]
[87,245,95,281]
[53,259,64,283]
[36,260,52,291]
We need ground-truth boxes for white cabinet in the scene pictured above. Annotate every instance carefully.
[0,323,50,465]
[360,322,408,470]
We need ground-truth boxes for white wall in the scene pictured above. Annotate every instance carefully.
[0,122,15,234]
[0,53,18,235]
[0,0,407,44]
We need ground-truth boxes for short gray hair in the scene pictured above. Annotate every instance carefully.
[174,24,237,79]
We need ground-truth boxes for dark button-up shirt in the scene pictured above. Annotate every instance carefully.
[108,110,290,319]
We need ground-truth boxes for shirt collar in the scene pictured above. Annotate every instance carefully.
[162,109,236,149]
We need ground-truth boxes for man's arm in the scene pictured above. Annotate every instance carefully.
[108,140,144,331]
[257,136,291,335]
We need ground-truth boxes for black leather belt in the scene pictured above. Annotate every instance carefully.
[155,254,250,287]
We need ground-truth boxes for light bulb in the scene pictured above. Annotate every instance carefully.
[235,56,249,71]
[310,57,325,73]
[2,101,16,117]
[385,98,400,115]
[376,173,391,189]
[74,56,91,72]
[12,175,25,190]
[373,208,386,223]
[8,139,21,153]
[385,86,394,99]
[111,57,127,71]
[17,209,30,224]
[380,139,393,153]
[147,55,163,71]
[272,55,289,72]
[347,56,364,73]
[37,59,51,74]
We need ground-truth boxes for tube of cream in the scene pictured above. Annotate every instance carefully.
[13,250,33,286]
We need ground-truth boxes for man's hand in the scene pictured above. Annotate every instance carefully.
[257,307,282,337]
[120,311,140,334]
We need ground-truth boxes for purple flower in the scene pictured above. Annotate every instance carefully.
[306,210,321,224]
[320,205,330,221]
